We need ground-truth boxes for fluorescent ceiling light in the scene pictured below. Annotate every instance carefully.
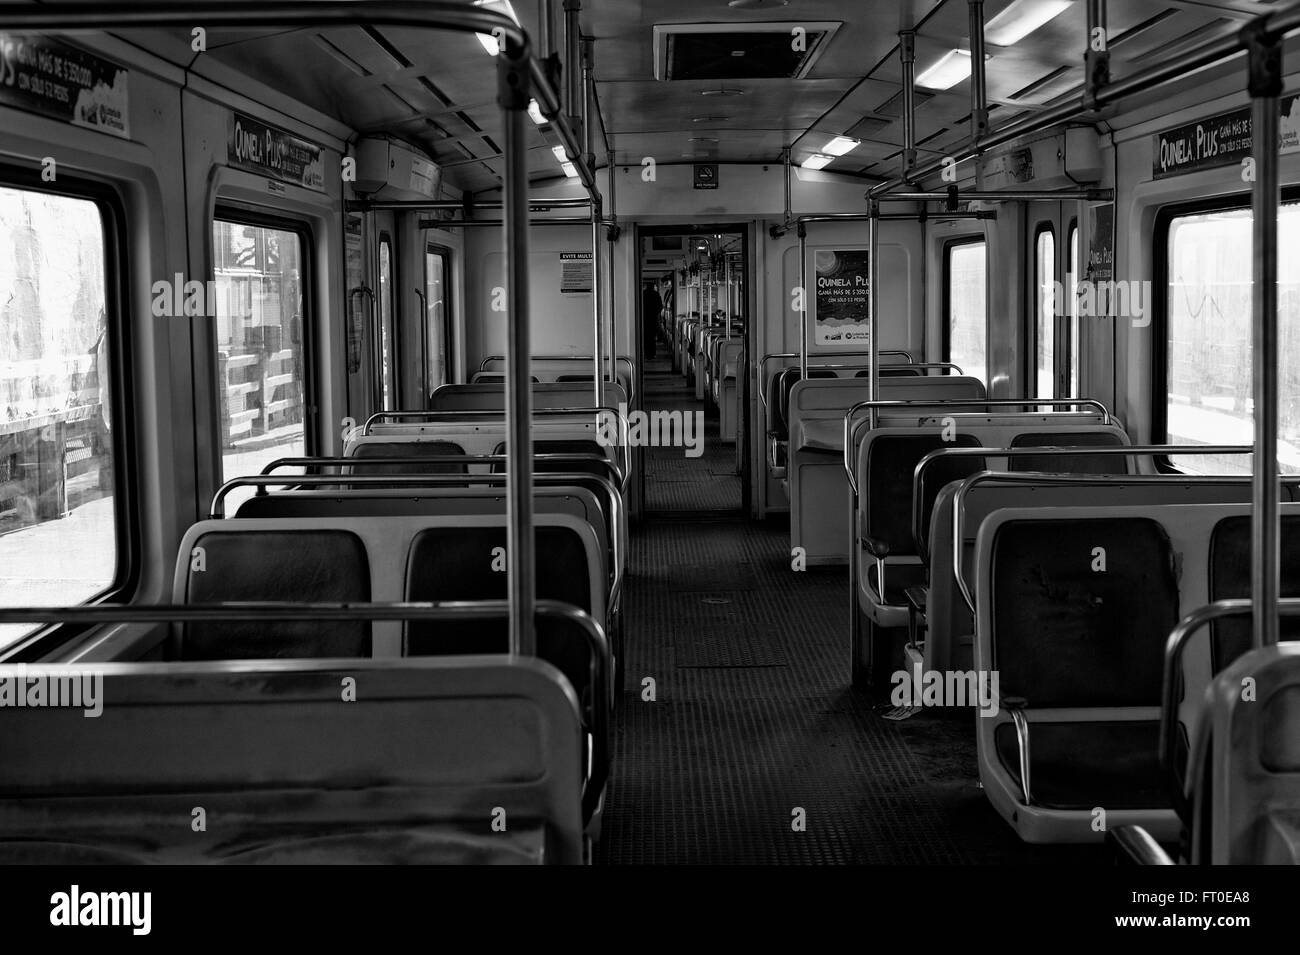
[561,162,578,178]
[823,136,860,157]
[551,145,569,162]
[985,0,1072,47]
[916,49,974,91]
[473,0,519,56]
[528,99,547,125]
[801,154,833,170]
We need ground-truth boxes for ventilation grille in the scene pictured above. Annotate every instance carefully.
[876,89,934,117]
[654,22,840,81]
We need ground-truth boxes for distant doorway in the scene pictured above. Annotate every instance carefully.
[635,224,750,516]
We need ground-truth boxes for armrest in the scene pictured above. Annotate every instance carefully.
[1107,826,1176,865]
[862,536,892,559]
[1003,696,1032,807]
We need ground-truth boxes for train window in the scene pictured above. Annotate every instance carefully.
[1161,198,1300,474]
[1067,221,1079,398]
[425,247,450,394]
[943,238,987,385]
[1034,225,1055,398]
[0,184,121,649]
[212,216,309,484]
[378,235,395,410]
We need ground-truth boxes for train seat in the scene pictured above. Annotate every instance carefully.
[853,422,1128,689]
[1184,643,1300,863]
[787,375,986,564]
[975,515,1180,842]
[0,658,586,864]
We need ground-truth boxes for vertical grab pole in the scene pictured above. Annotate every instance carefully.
[868,201,880,429]
[798,221,808,378]
[607,152,618,394]
[900,31,916,179]
[500,36,536,658]
[1247,23,1283,649]
[583,38,604,408]
[968,0,989,143]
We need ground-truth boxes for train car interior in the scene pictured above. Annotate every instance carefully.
[0,0,1298,876]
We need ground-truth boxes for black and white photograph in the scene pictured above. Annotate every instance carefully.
[0,0,1296,930]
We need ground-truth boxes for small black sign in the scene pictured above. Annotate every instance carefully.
[228,112,325,192]
[693,163,718,190]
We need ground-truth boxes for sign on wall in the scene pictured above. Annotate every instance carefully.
[1152,95,1300,179]
[1085,203,1115,317]
[693,163,718,190]
[813,249,870,347]
[227,112,325,192]
[559,251,593,293]
[0,33,130,138]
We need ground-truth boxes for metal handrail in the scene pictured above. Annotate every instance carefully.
[1159,597,1300,819]
[356,406,632,492]
[208,472,624,608]
[0,599,610,821]
[477,355,637,405]
[757,351,915,412]
[951,447,1256,612]
[260,453,621,487]
[841,398,1113,495]
[911,445,1265,561]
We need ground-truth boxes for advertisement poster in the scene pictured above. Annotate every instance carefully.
[813,249,870,346]
[559,252,593,293]
[0,33,130,138]
[228,112,325,192]
[1087,203,1115,317]
[1153,95,1300,179]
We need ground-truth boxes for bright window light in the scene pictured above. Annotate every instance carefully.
[801,154,833,170]
[528,99,547,125]
[985,0,1072,47]
[473,0,519,56]
[823,136,860,157]
[916,49,974,91]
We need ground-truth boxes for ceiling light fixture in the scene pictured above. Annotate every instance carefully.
[916,49,976,90]
[823,136,861,157]
[527,99,547,125]
[801,154,833,170]
[984,0,1073,47]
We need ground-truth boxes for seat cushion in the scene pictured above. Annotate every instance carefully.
[994,719,1169,810]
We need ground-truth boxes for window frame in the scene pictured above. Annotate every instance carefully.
[1067,217,1079,399]
[210,205,318,467]
[377,231,396,411]
[1152,187,1300,472]
[1032,221,1056,399]
[424,243,453,396]
[941,234,988,375]
[0,165,138,660]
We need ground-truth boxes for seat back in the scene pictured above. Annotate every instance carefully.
[1189,643,1300,864]
[1208,515,1300,671]
[176,529,372,659]
[0,658,585,864]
